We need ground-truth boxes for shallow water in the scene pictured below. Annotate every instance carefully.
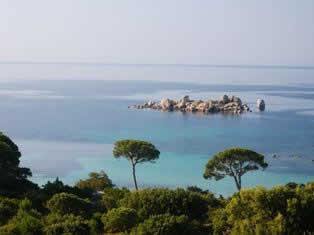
[1,64,314,196]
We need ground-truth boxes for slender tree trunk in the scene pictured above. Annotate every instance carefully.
[132,163,138,190]
[233,175,241,191]
[238,175,242,190]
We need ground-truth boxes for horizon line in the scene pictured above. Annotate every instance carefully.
[0,61,314,70]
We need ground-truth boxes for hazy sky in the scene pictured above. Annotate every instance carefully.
[1,0,313,66]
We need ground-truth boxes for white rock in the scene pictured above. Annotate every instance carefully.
[160,98,174,110]
[256,99,265,111]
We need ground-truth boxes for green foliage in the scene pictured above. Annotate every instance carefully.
[286,182,314,233]
[131,213,200,235]
[113,139,160,164]
[211,183,314,235]
[0,132,37,197]
[27,178,94,214]
[75,171,114,192]
[224,186,289,234]
[186,186,210,194]
[119,188,211,221]
[44,214,89,235]
[88,212,103,235]
[13,214,43,235]
[46,193,94,218]
[41,178,93,199]
[204,148,268,191]
[102,187,130,211]
[212,208,230,235]
[7,199,43,235]
[101,207,138,233]
[285,182,305,189]
[113,139,160,190]
[0,198,19,226]
[1,136,314,235]
[0,223,19,235]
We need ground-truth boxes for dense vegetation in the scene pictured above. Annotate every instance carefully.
[0,133,313,234]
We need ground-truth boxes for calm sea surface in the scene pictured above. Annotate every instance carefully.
[1,64,314,196]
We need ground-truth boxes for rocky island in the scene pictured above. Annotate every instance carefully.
[129,95,252,114]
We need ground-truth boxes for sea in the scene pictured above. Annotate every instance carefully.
[1,63,314,196]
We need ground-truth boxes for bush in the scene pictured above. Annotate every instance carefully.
[131,213,200,235]
[214,183,314,235]
[102,187,130,211]
[286,182,314,233]
[13,214,43,235]
[26,178,94,214]
[88,212,103,235]
[186,186,210,194]
[0,197,19,226]
[0,223,19,235]
[44,214,89,235]
[41,178,93,199]
[119,188,211,221]
[6,199,43,235]
[46,193,94,218]
[211,208,230,235]
[76,171,114,192]
[101,207,138,233]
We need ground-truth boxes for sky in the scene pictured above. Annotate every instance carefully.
[1,0,314,66]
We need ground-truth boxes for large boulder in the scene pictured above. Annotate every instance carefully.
[196,102,209,112]
[220,95,230,104]
[232,96,242,105]
[160,98,174,110]
[181,96,190,103]
[223,102,238,108]
[176,96,190,109]
[256,99,265,111]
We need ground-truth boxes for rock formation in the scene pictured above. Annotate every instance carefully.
[129,95,251,115]
[256,99,265,111]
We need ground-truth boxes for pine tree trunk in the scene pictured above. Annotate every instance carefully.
[233,175,241,191]
[132,163,138,190]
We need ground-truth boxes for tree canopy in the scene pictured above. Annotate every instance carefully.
[203,148,268,191]
[113,139,160,190]
[46,193,94,218]
[75,171,114,192]
[0,132,36,197]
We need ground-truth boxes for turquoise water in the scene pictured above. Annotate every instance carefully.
[1,64,314,196]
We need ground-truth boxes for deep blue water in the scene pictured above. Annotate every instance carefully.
[1,64,314,196]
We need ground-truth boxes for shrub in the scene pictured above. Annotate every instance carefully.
[0,223,19,235]
[186,186,210,194]
[286,182,314,233]
[131,213,199,235]
[211,208,230,235]
[46,193,94,218]
[44,214,89,235]
[101,207,138,233]
[88,212,103,235]
[215,183,314,235]
[119,188,210,221]
[0,197,19,226]
[76,171,114,192]
[13,214,43,235]
[102,187,130,211]
[41,178,93,200]
[7,199,43,235]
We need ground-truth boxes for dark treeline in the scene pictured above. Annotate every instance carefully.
[0,132,314,235]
